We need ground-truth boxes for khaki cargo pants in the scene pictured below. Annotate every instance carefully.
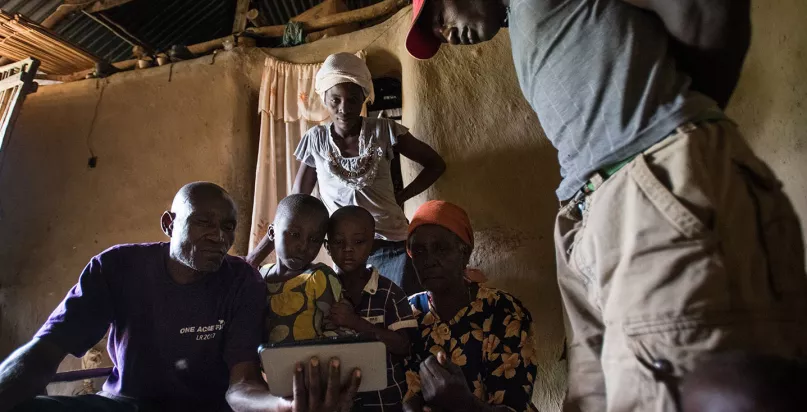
[555,120,807,412]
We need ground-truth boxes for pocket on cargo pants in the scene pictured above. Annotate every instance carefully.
[597,121,807,412]
[610,315,807,412]
[607,120,807,329]
[732,149,807,303]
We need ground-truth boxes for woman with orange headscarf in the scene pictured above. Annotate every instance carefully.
[403,201,538,412]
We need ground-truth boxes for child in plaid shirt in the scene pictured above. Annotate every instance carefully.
[327,206,417,412]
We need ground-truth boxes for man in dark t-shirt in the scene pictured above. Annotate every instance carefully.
[0,182,361,412]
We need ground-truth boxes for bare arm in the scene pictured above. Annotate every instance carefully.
[329,302,411,356]
[245,226,274,268]
[394,133,446,206]
[353,322,412,357]
[226,361,292,412]
[621,0,751,108]
[292,163,318,195]
[0,339,67,412]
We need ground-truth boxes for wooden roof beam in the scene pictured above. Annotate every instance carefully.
[247,0,408,37]
[41,0,139,29]
[246,9,268,27]
[291,0,358,43]
[43,0,410,83]
[232,0,250,34]
[80,10,155,55]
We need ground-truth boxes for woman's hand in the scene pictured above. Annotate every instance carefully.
[289,357,361,412]
[418,351,474,411]
[403,393,445,412]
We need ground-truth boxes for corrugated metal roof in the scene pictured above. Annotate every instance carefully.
[1,0,395,67]
[0,0,129,63]
[103,0,235,53]
[54,12,131,63]
[0,0,62,23]
[50,0,236,64]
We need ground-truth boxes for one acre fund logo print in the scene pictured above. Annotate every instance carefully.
[180,320,226,341]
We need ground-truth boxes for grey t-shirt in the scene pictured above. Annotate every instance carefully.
[509,0,722,199]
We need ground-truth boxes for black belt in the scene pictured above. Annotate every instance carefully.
[372,239,405,249]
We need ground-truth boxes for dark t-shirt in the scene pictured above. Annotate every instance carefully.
[36,243,265,410]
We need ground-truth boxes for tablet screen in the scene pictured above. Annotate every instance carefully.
[258,338,388,397]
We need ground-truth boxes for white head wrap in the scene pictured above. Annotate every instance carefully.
[315,52,375,104]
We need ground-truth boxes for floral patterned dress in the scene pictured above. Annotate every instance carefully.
[405,285,538,412]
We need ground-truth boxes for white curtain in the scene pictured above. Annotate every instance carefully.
[249,52,369,260]
[248,56,331,252]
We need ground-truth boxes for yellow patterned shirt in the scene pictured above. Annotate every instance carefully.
[260,263,348,343]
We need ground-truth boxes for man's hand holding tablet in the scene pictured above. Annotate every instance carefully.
[286,357,361,412]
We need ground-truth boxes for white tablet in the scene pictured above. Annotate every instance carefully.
[258,336,388,398]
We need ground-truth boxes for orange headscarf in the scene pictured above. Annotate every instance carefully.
[406,200,487,283]
[407,200,473,247]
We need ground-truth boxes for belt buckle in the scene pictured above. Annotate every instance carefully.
[584,172,606,194]
[572,190,587,214]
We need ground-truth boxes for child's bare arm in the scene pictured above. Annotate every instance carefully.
[329,301,412,356]
[364,327,411,357]
[245,225,274,269]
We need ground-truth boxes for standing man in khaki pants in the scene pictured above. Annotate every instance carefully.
[404,0,807,411]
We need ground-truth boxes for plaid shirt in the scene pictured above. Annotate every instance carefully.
[351,267,418,412]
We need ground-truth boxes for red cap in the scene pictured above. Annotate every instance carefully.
[406,0,441,60]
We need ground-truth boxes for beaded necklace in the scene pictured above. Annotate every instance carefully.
[325,120,384,190]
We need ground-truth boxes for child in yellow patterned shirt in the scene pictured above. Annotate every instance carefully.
[256,194,348,343]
